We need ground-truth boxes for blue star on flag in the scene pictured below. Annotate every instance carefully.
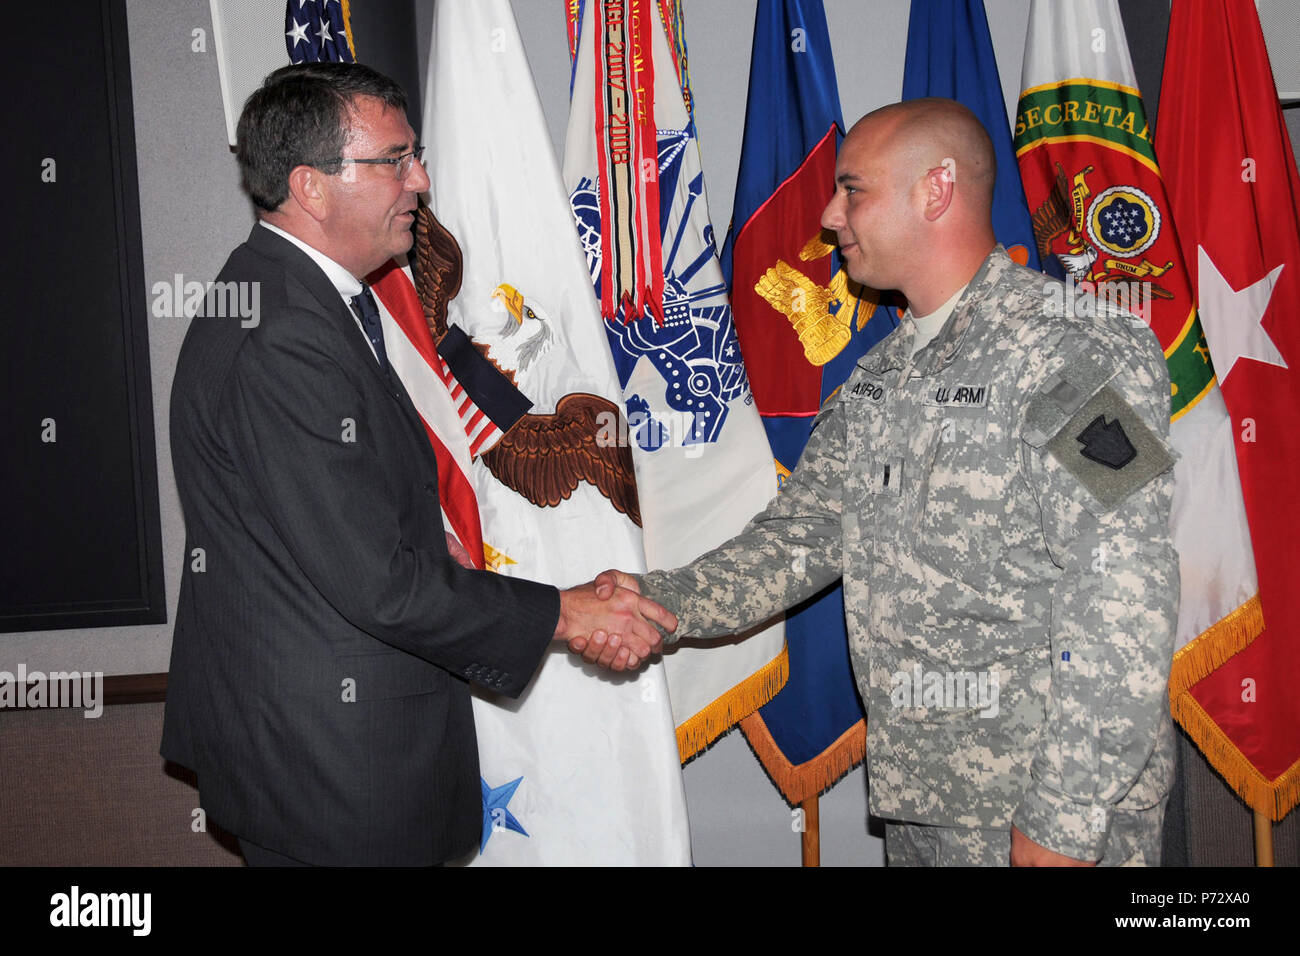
[480,776,528,853]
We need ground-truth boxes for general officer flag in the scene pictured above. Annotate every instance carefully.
[1156,0,1300,820]
[1015,0,1265,817]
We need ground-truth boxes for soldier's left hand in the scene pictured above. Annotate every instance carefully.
[1010,825,1097,867]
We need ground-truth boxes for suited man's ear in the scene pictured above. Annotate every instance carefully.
[286,165,330,223]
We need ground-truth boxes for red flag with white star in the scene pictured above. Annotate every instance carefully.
[1157,0,1300,819]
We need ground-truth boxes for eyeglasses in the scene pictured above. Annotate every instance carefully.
[332,146,426,181]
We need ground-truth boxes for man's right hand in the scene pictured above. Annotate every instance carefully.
[554,577,676,672]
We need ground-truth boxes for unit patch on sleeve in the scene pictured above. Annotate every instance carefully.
[1041,384,1174,511]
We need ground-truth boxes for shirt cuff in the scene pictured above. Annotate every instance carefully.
[632,572,684,645]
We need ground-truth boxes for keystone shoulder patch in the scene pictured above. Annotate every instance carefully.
[1043,385,1174,511]
[1076,414,1136,469]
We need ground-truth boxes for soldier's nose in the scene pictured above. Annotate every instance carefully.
[820,195,843,231]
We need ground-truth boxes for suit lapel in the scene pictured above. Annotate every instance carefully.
[244,226,437,469]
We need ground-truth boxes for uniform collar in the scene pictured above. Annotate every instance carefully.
[858,244,1013,378]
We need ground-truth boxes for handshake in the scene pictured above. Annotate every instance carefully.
[553,570,678,672]
[443,534,675,672]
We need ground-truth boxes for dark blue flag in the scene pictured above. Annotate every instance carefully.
[902,0,1047,275]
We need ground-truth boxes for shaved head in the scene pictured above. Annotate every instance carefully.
[821,97,999,315]
[852,97,997,216]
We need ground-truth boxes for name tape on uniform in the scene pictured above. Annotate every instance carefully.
[923,384,989,409]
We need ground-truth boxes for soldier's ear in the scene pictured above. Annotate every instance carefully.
[286,165,329,223]
[921,163,956,223]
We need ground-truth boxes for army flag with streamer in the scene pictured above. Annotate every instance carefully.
[720,0,885,804]
[1015,0,1266,808]
[372,0,690,864]
[563,0,788,759]
[1156,0,1300,819]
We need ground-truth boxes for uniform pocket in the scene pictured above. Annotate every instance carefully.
[912,415,1007,593]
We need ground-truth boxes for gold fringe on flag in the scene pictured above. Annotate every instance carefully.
[676,646,788,762]
[1171,690,1300,822]
[1169,592,1300,819]
[1167,593,1264,698]
[739,711,867,806]
[340,0,357,60]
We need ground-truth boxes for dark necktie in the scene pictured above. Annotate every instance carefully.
[349,283,389,371]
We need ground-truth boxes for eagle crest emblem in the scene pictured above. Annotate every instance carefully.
[412,204,641,525]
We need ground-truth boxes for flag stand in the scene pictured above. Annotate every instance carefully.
[1253,810,1274,866]
[801,795,820,866]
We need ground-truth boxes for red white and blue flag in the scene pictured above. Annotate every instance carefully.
[283,0,355,64]
[409,0,690,864]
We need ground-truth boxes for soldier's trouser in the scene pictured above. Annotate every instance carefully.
[884,799,1167,867]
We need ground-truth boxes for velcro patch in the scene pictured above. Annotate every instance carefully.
[869,457,904,497]
[1044,385,1174,511]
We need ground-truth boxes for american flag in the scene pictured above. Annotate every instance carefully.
[285,0,355,64]
[431,348,504,459]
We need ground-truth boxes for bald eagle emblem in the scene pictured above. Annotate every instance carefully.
[488,283,554,374]
[1030,162,1175,298]
[413,204,641,525]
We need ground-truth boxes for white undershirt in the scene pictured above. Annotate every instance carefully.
[907,283,968,359]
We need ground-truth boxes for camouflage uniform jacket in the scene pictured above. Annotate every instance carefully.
[639,246,1179,861]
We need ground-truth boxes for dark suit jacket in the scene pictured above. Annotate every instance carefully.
[163,224,559,865]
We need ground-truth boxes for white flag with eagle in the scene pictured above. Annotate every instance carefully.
[372,0,690,865]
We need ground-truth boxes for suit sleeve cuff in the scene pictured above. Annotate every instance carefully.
[473,581,559,699]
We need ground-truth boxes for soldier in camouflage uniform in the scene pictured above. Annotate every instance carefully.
[576,98,1179,866]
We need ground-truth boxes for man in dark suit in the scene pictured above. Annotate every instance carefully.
[163,63,673,866]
